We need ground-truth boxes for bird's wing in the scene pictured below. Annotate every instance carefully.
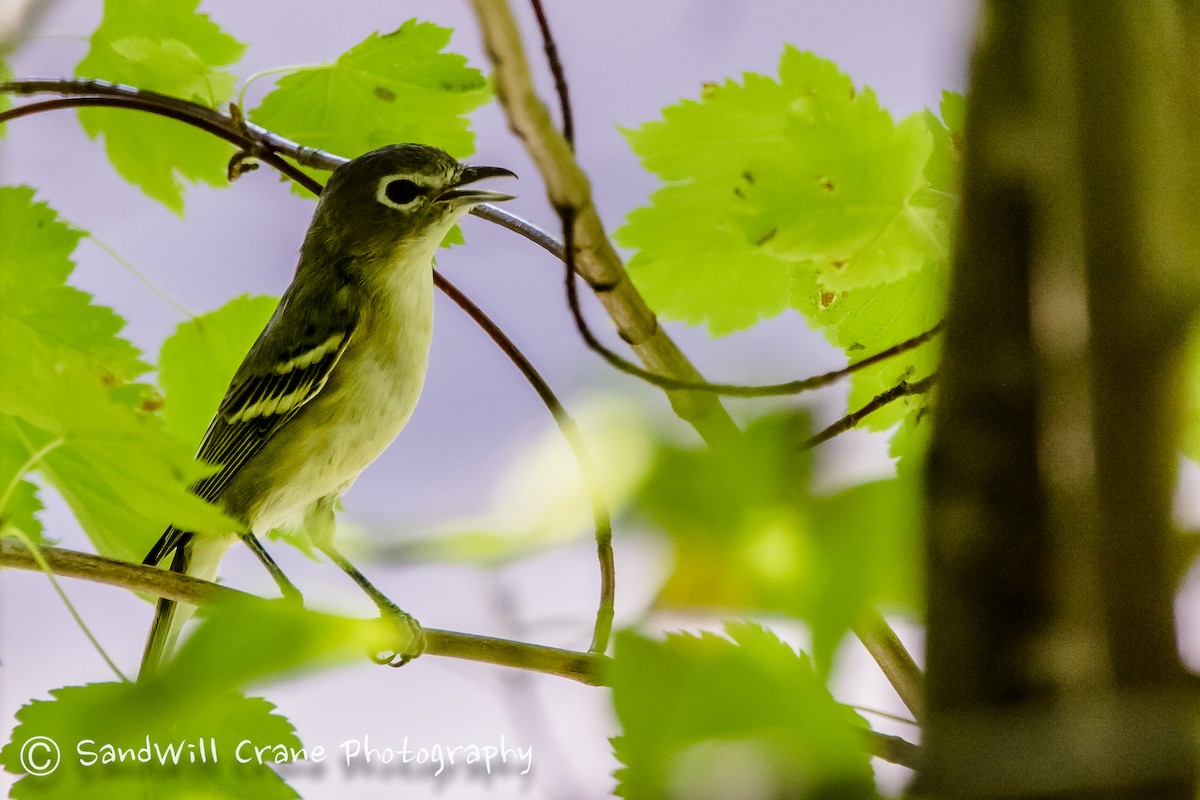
[191,306,358,507]
[147,302,356,562]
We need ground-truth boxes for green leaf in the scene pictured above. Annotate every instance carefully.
[0,479,45,542]
[609,623,874,800]
[619,46,950,334]
[638,414,813,615]
[800,264,944,433]
[0,186,234,560]
[164,598,401,691]
[791,99,956,434]
[807,474,923,660]
[0,418,48,543]
[251,19,490,194]
[75,0,245,212]
[0,187,145,381]
[889,399,935,470]
[1,683,300,799]
[159,295,278,448]
[0,601,394,795]
[939,90,967,139]
[619,184,795,334]
[637,413,922,670]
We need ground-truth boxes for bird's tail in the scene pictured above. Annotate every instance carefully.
[139,528,234,680]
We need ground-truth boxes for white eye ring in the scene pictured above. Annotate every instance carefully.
[376,174,433,209]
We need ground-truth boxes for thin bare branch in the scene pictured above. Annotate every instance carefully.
[854,611,926,723]
[431,275,614,655]
[0,540,605,684]
[803,374,938,450]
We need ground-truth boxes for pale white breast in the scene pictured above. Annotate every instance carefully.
[249,258,436,535]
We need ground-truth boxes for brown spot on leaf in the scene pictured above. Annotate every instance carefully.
[819,291,836,308]
[140,396,164,412]
[755,228,777,247]
[742,170,755,185]
[701,81,719,100]
[733,187,745,199]
[818,177,836,192]
[831,259,847,270]
[374,86,397,102]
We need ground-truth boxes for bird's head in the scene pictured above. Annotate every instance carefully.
[307,143,516,267]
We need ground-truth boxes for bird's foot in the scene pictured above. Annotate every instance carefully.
[368,604,426,668]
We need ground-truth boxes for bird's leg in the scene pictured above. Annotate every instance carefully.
[307,496,426,666]
[317,542,427,666]
[239,532,303,603]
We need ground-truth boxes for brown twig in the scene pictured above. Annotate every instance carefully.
[803,374,938,450]
[528,0,574,148]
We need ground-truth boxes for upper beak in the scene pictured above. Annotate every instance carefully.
[437,165,518,204]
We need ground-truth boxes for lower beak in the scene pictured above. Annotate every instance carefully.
[438,165,518,204]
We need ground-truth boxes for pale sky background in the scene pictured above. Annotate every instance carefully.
[1,2,975,797]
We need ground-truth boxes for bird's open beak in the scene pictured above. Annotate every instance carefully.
[437,165,518,205]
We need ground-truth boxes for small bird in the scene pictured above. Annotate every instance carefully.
[139,143,516,678]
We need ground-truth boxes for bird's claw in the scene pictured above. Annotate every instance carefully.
[367,606,426,668]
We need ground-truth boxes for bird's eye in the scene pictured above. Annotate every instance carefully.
[383,179,424,206]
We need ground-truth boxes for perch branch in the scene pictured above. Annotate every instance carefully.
[0,540,604,684]
[0,539,919,767]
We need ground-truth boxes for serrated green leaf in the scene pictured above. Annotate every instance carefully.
[251,19,489,196]
[159,295,278,448]
[889,398,935,470]
[75,0,245,212]
[0,186,235,559]
[0,187,145,381]
[0,480,45,542]
[165,598,399,691]
[620,184,795,334]
[798,255,943,433]
[0,418,48,543]
[1,682,300,799]
[609,623,874,800]
[940,90,966,138]
[637,413,921,671]
[791,99,956,437]
[620,46,951,334]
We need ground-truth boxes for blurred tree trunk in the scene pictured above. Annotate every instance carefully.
[918,2,1200,797]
